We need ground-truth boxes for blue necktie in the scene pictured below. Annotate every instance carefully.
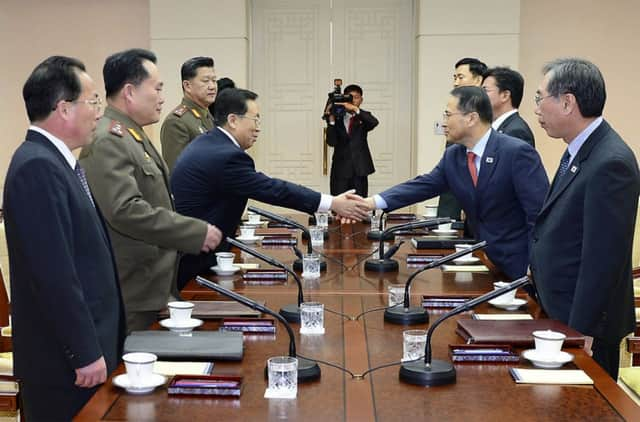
[557,150,571,178]
[74,163,95,207]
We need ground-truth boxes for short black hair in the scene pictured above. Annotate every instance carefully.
[542,58,606,118]
[484,67,525,108]
[103,48,157,98]
[455,58,488,78]
[343,84,363,96]
[209,77,237,116]
[181,56,214,81]
[213,88,259,126]
[450,86,493,124]
[23,55,86,122]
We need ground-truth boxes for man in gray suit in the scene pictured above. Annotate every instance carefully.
[530,58,640,379]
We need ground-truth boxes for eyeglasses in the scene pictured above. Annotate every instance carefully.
[534,93,554,107]
[54,97,103,112]
[238,114,261,127]
[442,111,466,120]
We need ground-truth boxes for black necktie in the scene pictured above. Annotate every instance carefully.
[74,163,95,207]
[557,150,571,178]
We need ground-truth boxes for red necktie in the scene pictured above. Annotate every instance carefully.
[347,115,355,135]
[467,151,478,187]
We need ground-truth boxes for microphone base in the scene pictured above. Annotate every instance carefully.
[264,357,321,383]
[364,258,399,272]
[384,306,429,325]
[399,359,456,386]
[279,304,301,323]
[367,231,395,241]
[292,259,327,272]
[302,231,330,240]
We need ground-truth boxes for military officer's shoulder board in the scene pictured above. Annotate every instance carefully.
[173,104,188,117]
[109,120,124,137]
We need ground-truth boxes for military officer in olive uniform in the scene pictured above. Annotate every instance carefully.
[161,56,216,172]
[80,49,223,332]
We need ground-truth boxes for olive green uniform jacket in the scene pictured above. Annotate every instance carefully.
[79,106,207,316]
[160,97,214,173]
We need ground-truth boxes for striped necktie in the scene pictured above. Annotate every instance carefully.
[74,163,95,207]
[557,150,571,178]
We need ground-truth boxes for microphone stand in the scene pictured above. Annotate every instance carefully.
[367,210,394,241]
[399,276,530,386]
[384,241,487,325]
[364,217,451,272]
[196,276,321,382]
[227,237,305,323]
[247,206,327,272]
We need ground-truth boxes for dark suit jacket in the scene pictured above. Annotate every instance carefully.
[326,110,379,178]
[380,130,549,279]
[496,112,535,148]
[171,128,321,279]
[530,120,639,345]
[3,130,124,417]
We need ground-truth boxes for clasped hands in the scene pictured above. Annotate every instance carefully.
[330,190,376,223]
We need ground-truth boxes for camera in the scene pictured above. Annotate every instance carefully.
[324,78,353,119]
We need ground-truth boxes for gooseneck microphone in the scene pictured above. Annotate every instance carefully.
[196,276,321,382]
[364,217,452,272]
[367,210,394,241]
[384,241,487,325]
[399,276,530,386]
[227,237,305,322]
[247,206,327,272]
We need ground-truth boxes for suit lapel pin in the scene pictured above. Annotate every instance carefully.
[485,157,494,164]
[570,165,578,173]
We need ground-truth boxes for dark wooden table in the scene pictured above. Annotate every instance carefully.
[76,219,640,421]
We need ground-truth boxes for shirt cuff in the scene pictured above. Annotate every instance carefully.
[373,194,387,209]
[318,194,333,212]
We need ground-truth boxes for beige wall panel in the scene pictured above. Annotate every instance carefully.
[150,0,247,38]
[419,0,520,35]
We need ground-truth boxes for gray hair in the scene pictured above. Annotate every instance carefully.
[543,58,606,117]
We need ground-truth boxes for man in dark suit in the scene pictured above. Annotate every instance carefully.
[325,84,379,197]
[3,56,124,420]
[439,57,488,220]
[171,88,370,286]
[530,58,640,379]
[363,86,549,280]
[482,67,535,147]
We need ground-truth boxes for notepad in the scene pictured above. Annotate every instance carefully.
[473,314,533,320]
[509,368,593,385]
[442,264,490,272]
[153,361,214,376]
[234,263,260,270]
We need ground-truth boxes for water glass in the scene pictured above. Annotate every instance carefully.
[267,356,298,396]
[403,329,427,361]
[302,254,321,278]
[387,284,406,307]
[300,301,324,334]
[370,211,386,232]
[314,211,329,229]
[309,225,324,247]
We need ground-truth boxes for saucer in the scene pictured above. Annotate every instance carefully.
[488,297,527,311]
[452,256,480,265]
[210,265,241,276]
[432,229,458,235]
[159,318,203,333]
[522,349,574,369]
[236,235,263,244]
[113,373,166,394]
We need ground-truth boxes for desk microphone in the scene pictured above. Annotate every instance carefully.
[399,276,530,386]
[384,241,487,325]
[227,237,305,323]
[364,217,451,272]
[247,206,327,272]
[367,210,395,241]
[196,276,321,382]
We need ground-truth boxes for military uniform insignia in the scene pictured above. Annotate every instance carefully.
[190,108,201,119]
[144,152,151,161]
[173,105,188,117]
[127,127,143,142]
[199,126,206,134]
[109,120,124,137]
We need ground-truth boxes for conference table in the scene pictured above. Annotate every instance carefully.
[76,217,640,421]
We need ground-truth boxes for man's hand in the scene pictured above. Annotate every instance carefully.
[75,356,107,388]
[331,190,370,222]
[336,102,359,113]
[337,196,376,224]
[583,335,594,357]
[201,224,223,252]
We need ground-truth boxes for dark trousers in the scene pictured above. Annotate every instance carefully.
[177,252,217,291]
[330,174,368,198]
[20,381,97,421]
[592,338,621,380]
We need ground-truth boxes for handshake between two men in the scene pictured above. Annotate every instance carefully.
[330,190,377,223]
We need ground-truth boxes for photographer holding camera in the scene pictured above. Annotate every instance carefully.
[325,83,379,197]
